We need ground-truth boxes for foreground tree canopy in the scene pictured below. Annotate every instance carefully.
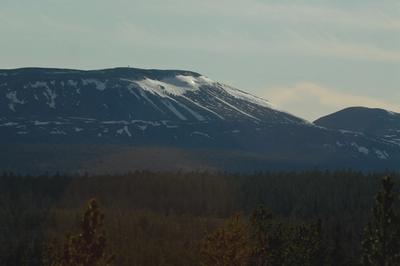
[0,171,399,265]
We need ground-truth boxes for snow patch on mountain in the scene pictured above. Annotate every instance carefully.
[82,79,107,91]
[161,100,187,120]
[68,80,78,87]
[0,122,18,127]
[138,89,163,112]
[34,121,50,126]
[191,131,211,138]
[180,95,225,120]
[122,75,213,98]
[163,75,214,90]
[174,100,205,121]
[50,129,66,135]
[351,142,369,155]
[214,96,260,121]
[336,141,344,147]
[375,150,389,160]
[138,125,147,131]
[218,83,272,109]
[116,126,132,137]
[6,91,25,111]
[135,77,197,96]
[125,83,140,99]
[31,81,48,89]
[43,87,57,108]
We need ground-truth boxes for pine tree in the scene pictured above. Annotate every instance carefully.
[44,198,115,266]
[250,206,327,266]
[329,223,346,266]
[285,219,326,266]
[361,176,400,266]
[249,205,285,266]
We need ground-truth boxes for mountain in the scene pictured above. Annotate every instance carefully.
[1,68,399,173]
[314,107,400,147]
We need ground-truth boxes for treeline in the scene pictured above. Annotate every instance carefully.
[0,170,399,265]
[201,176,400,265]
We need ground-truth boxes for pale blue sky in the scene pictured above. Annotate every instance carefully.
[1,0,399,120]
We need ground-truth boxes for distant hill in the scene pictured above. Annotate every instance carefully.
[314,107,400,147]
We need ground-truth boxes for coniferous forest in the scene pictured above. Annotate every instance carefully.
[1,171,400,265]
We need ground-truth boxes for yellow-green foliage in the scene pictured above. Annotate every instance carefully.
[201,208,326,266]
[44,199,114,266]
[43,207,223,266]
[200,214,251,266]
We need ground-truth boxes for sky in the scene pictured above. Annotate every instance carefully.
[0,0,399,121]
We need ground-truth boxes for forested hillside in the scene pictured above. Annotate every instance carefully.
[1,171,399,265]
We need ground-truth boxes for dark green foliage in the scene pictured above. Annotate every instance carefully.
[329,223,346,265]
[200,209,328,266]
[362,176,400,266]
[0,171,399,265]
[249,206,326,266]
[249,206,285,265]
[284,220,325,266]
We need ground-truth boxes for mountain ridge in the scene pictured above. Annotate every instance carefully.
[1,67,399,173]
[0,67,304,123]
[314,106,400,147]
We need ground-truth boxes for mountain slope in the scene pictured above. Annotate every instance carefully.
[0,67,308,148]
[314,107,400,146]
[1,68,400,173]
[0,67,303,123]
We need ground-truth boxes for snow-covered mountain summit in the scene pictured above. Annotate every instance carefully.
[0,67,304,124]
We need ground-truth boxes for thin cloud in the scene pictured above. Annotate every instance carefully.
[117,23,400,63]
[292,37,400,63]
[266,82,400,121]
[155,1,400,31]
[114,22,274,54]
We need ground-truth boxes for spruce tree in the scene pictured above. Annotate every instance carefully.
[285,219,326,266]
[249,205,285,266]
[361,176,400,266]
